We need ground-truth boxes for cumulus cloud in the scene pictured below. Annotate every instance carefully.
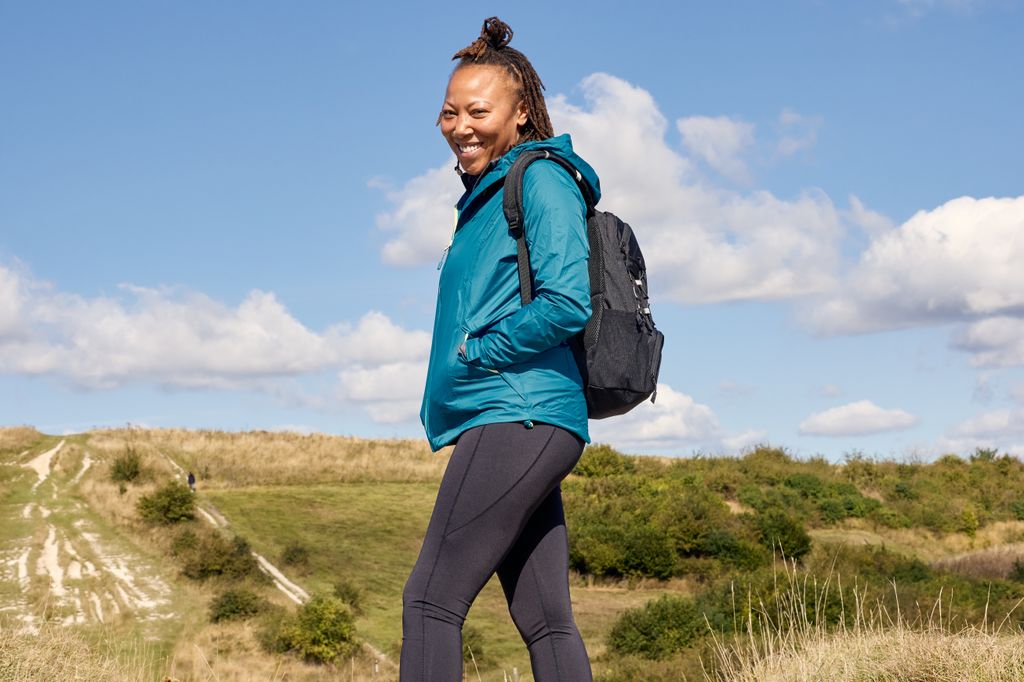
[844,195,896,238]
[799,400,918,436]
[374,165,462,267]
[337,360,427,424]
[0,263,429,424]
[952,317,1024,368]
[589,383,721,452]
[940,407,1024,455]
[374,73,846,304]
[677,115,755,183]
[807,196,1024,338]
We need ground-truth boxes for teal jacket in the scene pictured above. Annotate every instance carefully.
[420,134,600,451]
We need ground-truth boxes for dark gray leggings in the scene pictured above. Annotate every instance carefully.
[400,422,592,681]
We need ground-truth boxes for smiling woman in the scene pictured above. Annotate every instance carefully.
[400,16,597,682]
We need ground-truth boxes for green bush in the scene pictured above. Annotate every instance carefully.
[110,447,142,483]
[281,542,310,569]
[754,509,811,559]
[137,481,195,525]
[332,578,363,615]
[462,623,487,664]
[607,595,706,659]
[210,588,265,623]
[575,444,635,477]
[170,528,199,556]
[179,530,263,581]
[271,595,358,664]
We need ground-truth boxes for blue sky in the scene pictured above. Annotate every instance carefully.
[2,1,1023,459]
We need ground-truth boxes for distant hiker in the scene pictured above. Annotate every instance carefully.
[402,17,595,681]
[187,471,196,492]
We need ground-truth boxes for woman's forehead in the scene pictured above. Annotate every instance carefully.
[446,64,517,100]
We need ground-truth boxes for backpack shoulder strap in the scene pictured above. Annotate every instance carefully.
[503,150,596,306]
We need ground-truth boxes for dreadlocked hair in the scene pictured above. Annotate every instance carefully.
[447,17,554,142]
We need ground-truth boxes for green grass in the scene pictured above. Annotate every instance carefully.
[205,482,546,674]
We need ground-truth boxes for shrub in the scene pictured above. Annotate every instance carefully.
[170,528,199,556]
[462,623,487,664]
[210,588,265,623]
[110,447,142,483]
[137,481,195,524]
[179,531,263,581]
[607,595,706,659]
[754,509,811,559]
[271,595,358,664]
[281,542,310,569]
[332,578,363,615]
[575,444,635,477]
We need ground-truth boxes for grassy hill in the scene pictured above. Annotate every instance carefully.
[4,426,1024,680]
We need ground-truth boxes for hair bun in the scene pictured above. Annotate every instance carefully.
[481,17,513,49]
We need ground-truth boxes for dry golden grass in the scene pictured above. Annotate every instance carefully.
[166,619,398,681]
[810,518,1024,563]
[0,425,43,455]
[0,617,161,681]
[88,427,451,487]
[706,560,1024,681]
[932,543,1024,580]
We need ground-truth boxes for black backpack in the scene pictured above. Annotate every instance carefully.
[503,150,665,419]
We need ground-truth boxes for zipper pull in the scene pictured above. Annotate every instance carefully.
[437,206,460,271]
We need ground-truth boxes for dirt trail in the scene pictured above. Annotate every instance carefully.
[156,448,396,668]
[24,440,64,492]
[0,441,175,633]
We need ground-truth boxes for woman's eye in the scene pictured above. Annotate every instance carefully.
[471,110,488,117]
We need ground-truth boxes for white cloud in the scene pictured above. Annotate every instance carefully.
[940,407,1024,456]
[0,264,28,339]
[776,108,822,158]
[722,429,769,452]
[807,195,1024,338]
[0,263,430,425]
[374,164,462,267]
[589,383,721,452]
[337,360,426,424]
[952,317,1024,368]
[799,400,918,436]
[844,195,896,238]
[677,115,755,183]
[377,73,847,304]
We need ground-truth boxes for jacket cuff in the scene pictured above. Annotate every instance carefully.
[463,336,489,368]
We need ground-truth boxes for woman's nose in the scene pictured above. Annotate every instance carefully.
[454,113,472,137]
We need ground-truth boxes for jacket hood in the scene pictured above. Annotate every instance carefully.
[459,133,601,208]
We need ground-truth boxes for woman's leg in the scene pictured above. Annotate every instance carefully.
[400,422,585,681]
[497,484,593,681]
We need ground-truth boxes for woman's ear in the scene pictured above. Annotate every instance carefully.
[516,100,529,128]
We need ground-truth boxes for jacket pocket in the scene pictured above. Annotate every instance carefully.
[457,324,529,405]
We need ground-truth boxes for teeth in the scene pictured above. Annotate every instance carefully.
[459,144,481,153]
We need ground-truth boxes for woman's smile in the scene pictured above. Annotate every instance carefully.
[439,64,528,176]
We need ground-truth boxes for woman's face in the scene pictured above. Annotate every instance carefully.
[440,65,528,176]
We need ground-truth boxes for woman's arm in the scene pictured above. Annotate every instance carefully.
[462,160,591,369]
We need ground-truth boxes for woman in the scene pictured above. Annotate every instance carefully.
[401,17,599,682]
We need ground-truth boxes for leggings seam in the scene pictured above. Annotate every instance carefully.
[419,424,486,680]
[443,426,557,538]
[530,552,564,680]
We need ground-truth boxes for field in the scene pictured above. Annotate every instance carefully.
[3,425,1024,680]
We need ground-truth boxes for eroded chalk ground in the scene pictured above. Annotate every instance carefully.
[0,440,174,634]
